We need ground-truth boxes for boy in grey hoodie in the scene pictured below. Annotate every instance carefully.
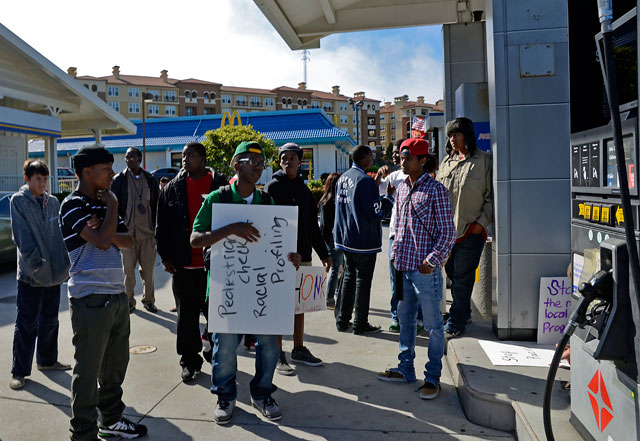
[10,159,71,390]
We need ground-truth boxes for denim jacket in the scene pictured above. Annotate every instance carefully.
[10,185,70,287]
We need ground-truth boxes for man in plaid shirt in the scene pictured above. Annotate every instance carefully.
[377,138,456,400]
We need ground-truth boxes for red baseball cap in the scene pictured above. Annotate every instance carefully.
[400,138,430,156]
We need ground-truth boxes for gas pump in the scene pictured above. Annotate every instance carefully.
[544,1,640,440]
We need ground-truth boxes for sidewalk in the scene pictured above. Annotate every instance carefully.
[0,229,573,440]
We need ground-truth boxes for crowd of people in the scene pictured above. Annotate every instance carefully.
[8,116,492,438]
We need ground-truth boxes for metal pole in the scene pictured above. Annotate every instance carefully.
[142,95,146,169]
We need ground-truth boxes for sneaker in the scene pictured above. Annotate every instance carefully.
[336,322,350,332]
[444,327,462,339]
[276,352,295,376]
[326,298,336,310]
[291,346,323,366]
[213,399,235,425]
[9,375,25,390]
[251,396,282,421]
[377,369,406,382]
[37,361,71,371]
[418,381,441,400]
[353,323,382,335]
[181,366,200,383]
[99,416,147,438]
[388,322,400,332]
[143,302,157,313]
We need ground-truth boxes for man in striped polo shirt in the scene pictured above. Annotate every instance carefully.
[60,144,147,440]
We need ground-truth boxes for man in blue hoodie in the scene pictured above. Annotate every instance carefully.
[334,145,393,335]
[9,159,71,390]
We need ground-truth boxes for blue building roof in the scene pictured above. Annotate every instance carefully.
[29,109,355,156]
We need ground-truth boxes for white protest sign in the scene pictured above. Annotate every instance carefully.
[478,340,570,367]
[208,204,298,335]
[295,266,328,314]
[537,277,572,344]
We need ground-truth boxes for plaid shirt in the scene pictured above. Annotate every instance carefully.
[390,172,456,271]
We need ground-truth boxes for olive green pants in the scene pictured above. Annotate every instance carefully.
[69,293,130,441]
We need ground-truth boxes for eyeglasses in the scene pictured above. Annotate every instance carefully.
[238,158,266,169]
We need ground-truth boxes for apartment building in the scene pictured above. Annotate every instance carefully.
[379,95,444,148]
[219,86,277,114]
[177,79,221,116]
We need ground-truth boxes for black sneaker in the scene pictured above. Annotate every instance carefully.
[336,322,350,332]
[291,346,323,366]
[99,416,147,438]
[251,395,282,421]
[353,323,382,335]
[181,366,200,383]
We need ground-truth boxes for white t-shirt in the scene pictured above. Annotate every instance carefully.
[386,169,408,238]
[243,193,254,204]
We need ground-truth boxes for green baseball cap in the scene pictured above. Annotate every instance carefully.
[233,141,265,159]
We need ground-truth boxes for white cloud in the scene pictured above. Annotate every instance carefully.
[2,0,443,103]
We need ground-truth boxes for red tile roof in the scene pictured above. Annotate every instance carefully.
[178,78,222,86]
[220,86,276,95]
[98,74,179,87]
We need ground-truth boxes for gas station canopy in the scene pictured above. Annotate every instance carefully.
[0,23,135,137]
[253,0,482,50]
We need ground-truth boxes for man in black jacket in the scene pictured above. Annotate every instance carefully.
[155,142,227,382]
[265,143,331,375]
[111,147,159,313]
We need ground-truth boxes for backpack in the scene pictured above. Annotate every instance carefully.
[203,185,273,271]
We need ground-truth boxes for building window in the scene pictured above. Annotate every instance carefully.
[352,116,357,124]
[311,101,320,109]
[381,135,386,142]
[341,126,348,133]
[265,97,274,107]
[323,102,333,112]
[390,114,396,120]
[352,128,358,138]
[210,92,216,100]
[368,129,376,137]
[368,117,376,125]
[340,115,348,124]
[107,86,119,97]
[391,135,396,141]
[148,104,159,115]
[222,94,231,104]
[236,95,247,106]
[128,102,140,113]
[148,89,160,100]
[340,102,347,111]
[185,91,191,99]
[250,96,261,107]
[165,91,176,102]
[91,85,97,92]
[203,108,213,115]
[390,124,395,131]
[165,105,176,116]
[380,114,386,121]
[381,126,386,132]
[192,91,197,99]
[128,87,139,98]
[204,92,209,100]
[221,108,231,114]
[108,101,120,112]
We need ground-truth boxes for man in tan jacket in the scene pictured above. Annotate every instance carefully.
[437,117,493,337]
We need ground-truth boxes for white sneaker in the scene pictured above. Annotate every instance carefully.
[214,399,235,425]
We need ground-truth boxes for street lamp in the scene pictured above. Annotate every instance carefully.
[141,92,154,169]
[348,98,364,144]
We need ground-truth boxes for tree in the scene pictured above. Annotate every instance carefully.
[201,124,277,178]
[385,142,394,161]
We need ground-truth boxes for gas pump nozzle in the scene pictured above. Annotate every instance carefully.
[568,270,613,333]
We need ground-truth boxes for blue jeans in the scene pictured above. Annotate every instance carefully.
[326,248,344,300]
[389,238,422,324]
[396,270,444,385]
[210,333,279,401]
[444,234,485,332]
[12,281,61,377]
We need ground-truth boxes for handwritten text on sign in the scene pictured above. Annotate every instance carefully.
[295,266,328,314]
[208,204,298,335]
[537,277,572,344]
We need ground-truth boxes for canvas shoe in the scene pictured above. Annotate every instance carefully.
[37,361,71,371]
[418,381,441,400]
[388,322,400,332]
[98,416,147,438]
[290,346,323,366]
[353,323,381,335]
[181,366,200,383]
[276,352,295,376]
[377,369,407,382]
[213,399,235,425]
[251,396,282,421]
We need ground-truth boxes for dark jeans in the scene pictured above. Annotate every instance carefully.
[12,281,61,377]
[336,251,377,331]
[444,234,485,332]
[172,268,208,370]
[69,293,130,441]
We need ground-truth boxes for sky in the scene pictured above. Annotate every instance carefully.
[2,0,444,104]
